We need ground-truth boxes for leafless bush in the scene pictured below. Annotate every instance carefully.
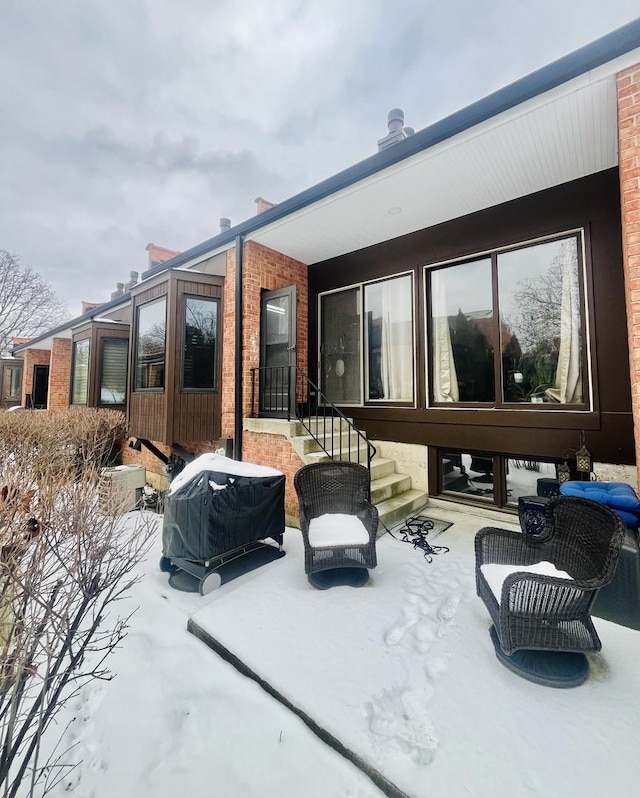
[0,409,154,797]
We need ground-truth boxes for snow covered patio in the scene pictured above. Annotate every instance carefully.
[50,503,640,798]
[187,504,640,798]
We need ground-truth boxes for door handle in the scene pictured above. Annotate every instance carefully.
[287,345,296,351]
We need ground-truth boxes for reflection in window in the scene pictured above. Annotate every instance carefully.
[135,298,166,390]
[430,259,495,403]
[183,297,219,390]
[440,450,495,502]
[499,238,583,404]
[365,275,414,402]
[71,339,90,405]
[320,288,361,403]
[506,458,558,506]
[99,338,128,404]
[3,366,22,400]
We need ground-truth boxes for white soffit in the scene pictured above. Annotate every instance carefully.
[249,70,621,265]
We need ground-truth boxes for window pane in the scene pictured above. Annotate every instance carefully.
[183,297,218,390]
[499,237,583,404]
[71,339,89,405]
[430,259,495,402]
[506,458,558,506]
[365,275,413,402]
[135,299,166,390]
[320,288,361,403]
[440,450,495,501]
[3,366,22,400]
[100,338,128,404]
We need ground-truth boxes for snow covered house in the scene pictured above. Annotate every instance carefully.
[11,19,640,523]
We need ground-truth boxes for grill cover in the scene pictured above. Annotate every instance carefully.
[162,454,285,563]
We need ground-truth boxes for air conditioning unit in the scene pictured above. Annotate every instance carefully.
[100,465,146,514]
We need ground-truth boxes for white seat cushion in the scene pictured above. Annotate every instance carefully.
[480,561,571,605]
[308,513,370,548]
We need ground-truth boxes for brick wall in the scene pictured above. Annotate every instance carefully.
[48,337,72,410]
[242,430,304,521]
[221,241,309,440]
[20,348,50,406]
[618,63,640,480]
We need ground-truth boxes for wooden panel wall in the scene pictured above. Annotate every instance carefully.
[170,278,223,442]
[128,282,169,441]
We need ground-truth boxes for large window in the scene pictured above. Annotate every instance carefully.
[428,233,585,407]
[135,298,166,390]
[183,296,219,390]
[2,365,22,400]
[71,339,90,405]
[99,338,128,404]
[320,274,415,405]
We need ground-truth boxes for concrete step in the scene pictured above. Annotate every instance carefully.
[295,431,370,455]
[371,472,412,504]
[370,457,396,481]
[301,443,373,463]
[375,489,429,533]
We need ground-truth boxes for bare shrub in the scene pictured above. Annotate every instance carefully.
[0,409,154,796]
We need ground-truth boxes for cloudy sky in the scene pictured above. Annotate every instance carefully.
[0,0,638,317]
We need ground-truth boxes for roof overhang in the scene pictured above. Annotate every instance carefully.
[248,47,640,265]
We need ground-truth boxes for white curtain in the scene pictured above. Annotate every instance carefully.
[431,271,459,402]
[379,279,413,401]
[549,242,582,404]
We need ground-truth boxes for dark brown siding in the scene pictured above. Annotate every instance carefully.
[170,278,223,442]
[129,272,223,445]
[128,282,169,442]
[308,168,634,469]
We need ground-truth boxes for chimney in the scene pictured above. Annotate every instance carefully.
[254,197,276,214]
[220,217,231,233]
[110,282,125,300]
[124,271,139,292]
[377,108,415,152]
[144,243,180,274]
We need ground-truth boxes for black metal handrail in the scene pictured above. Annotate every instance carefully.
[250,366,377,472]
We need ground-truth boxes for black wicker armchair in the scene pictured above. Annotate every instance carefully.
[475,496,625,686]
[294,461,378,587]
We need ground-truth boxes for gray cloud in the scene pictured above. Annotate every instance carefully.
[0,0,638,314]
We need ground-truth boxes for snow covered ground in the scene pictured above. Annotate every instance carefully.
[47,506,640,798]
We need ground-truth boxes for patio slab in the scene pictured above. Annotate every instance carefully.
[189,507,640,798]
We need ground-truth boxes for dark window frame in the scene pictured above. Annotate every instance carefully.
[134,297,167,392]
[425,229,589,411]
[318,271,416,408]
[180,294,221,392]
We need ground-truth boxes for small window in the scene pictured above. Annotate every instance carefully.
[135,298,166,390]
[182,297,219,390]
[3,366,22,400]
[99,338,128,404]
[71,340,90,405]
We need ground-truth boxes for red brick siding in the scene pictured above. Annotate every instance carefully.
[618,63,640,480]
[48,337,72,410]
[221,242,309,440]
[21,348,51,406]
[242,430,304,520]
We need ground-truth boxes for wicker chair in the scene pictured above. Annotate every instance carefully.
[475,496,625,664]
[294,461,378,582]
